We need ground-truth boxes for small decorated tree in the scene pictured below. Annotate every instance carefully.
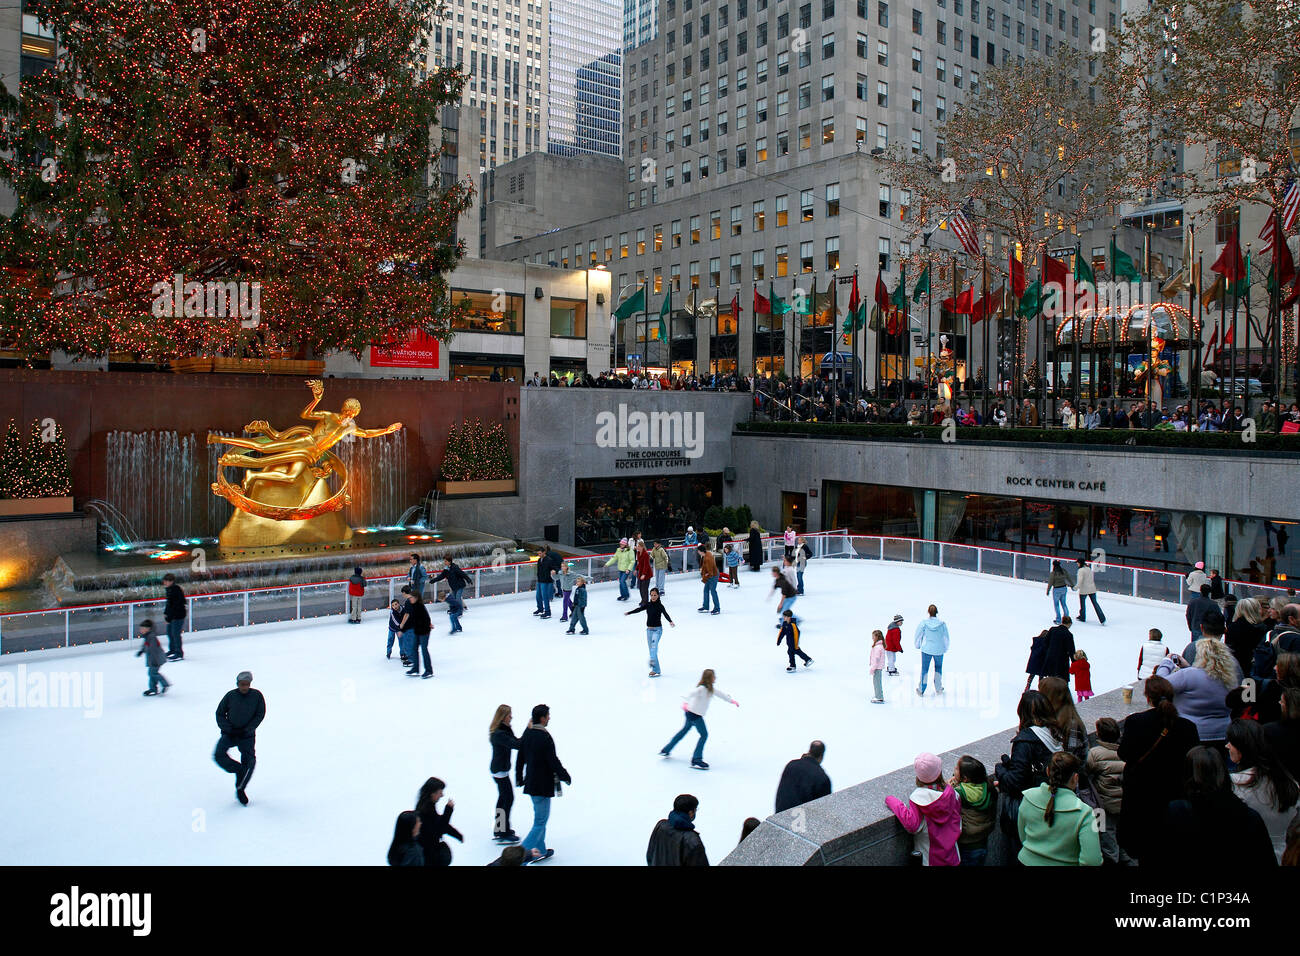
[0,420,21,498]
[30,419,72,497]
[439,419,513,481]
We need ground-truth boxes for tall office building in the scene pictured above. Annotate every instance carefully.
[1,2,57,217]
[489,0,1126,382]
[624,0,659,52]
[547,0,623,158]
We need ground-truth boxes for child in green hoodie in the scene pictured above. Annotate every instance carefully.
[951,755,996,866]
[1016,752,1103,866]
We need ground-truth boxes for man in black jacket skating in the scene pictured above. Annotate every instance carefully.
[516,704,571,863]
[162,573,186,661]
[214,671,266,805]
[646,794,709,866]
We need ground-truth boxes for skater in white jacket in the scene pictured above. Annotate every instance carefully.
[659,669,739,770]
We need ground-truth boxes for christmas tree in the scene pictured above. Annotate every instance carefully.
[439,420,513,481]
[0,0,472,361]
[30,420,73,497]
[0,420,22,498]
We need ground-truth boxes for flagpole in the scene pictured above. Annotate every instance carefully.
[1244,243,1252,417]
[925,245,933,422]
[902,268,910,408]
[1272,210,1282,426]
[851,264,860,403]
[1191,233,1200,419]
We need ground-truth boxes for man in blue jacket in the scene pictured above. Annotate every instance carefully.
[915,603,951,696]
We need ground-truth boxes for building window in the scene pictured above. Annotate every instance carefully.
[549,299,587,338]
[878,237,890,272]
[731,205,743,236]
[826,237,841,271]
[636,228,646,255]
[776,194,789,227]
[753,200,766,232]
[856,116,869,143]
[877,81,888,107]
[619,233,629,257]
[710,209,722,240]
[799,81,812,109]
[777,89,789,116]
[800,240,814,273]
[911,86,922,113]
[856,73,869,100]
[776,245,790,277]
[801,189,815,222]
[752,249,766,281]
[799,124,811,149]
[822,74,834,101]
[912,47,922,72]
[822,33,835,59]
[877,40,888,66]
[756,96,768,122]
[879,184,891,218]
[822,117,835,143]
[710,257,721,286]
[604,236,614,261]
[690,215,701,243]
[910,128,922,154]
[671,220,682,248]
[877,122,888,150]
[730,253,742,285]
[826,183,840,217]
[756,136,768,161]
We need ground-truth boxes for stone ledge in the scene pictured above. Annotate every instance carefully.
[721,685,1143,865]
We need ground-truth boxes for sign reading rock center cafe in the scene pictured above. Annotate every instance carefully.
[1006,474,1107,493]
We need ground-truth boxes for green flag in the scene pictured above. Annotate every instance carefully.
[911,265,930,304]
[769,281,791,315]
[613,285,646,322]
[1017,278,1043,319]
[1074,246,1095,287]
[1231,253,1250,299]
[891,265,907,312]
[657,289,671,341]
[796,276,816,316]
[1110,236,1141,282]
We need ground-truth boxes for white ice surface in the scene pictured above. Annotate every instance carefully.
[0,560,1189,865]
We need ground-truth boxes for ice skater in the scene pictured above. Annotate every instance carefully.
[698,547,720,614]
[347,566,366,623]
[659,668,739,770]
[516,704,571,864]
[768,566,799,626]
[884,614,904,675]
[407,553,428,599]
[652,540,670,595]
[135,619,169,697]
[1024,627,1050,692]
[605,538,634,601]
[633,540,653,604]
[401,590,434,678]
[489,705,521,843]
[430,557,470,632]
[914,604,950,696]
[869,630,886,703]
[565,577,589,634]
[724,542,741,588]
[627,587,674,677]
[387,599,404,661]
[794,536,811,593]
[161,573,186,661]
[556,560,578,623]
[1047,560,1073,624]
[1074,557,1106,625]
[683,527,698,571]
[1070,650,1093,702]
[777,609,813,672]
[214,671,265,805]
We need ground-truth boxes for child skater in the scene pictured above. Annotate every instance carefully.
[884,614,904,676]
[659,668,739,770]
[387,599,404,661]
[1069,649,1093,702]
[565,577,590,635]
[724,543,742,588]
[869,630,886,703]
[777,609,813,672]
[135,618,170,697]
[884,752,962,866]
[1024,628,1049,692]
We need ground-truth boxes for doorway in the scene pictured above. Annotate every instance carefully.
[781,491,808,534]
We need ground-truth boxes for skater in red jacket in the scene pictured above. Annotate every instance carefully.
[884,614,904,676]
[1069,650,1093,702]
[634,541,653,604]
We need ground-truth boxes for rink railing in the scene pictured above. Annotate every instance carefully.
[0,531,844,654]
[2,530,1291,654]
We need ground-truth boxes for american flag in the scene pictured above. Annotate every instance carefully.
[946,203,980,257]
[1284,179,1300,233]
[1259,210,1281,257]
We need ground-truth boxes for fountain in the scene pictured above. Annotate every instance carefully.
[105,431,200,541]
[82,499,142,550]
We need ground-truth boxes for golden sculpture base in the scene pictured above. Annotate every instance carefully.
[216,474,355,548]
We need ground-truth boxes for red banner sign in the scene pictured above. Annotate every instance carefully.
[371,329,441,369]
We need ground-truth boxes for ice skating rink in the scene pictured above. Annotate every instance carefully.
[0,560,1190,866]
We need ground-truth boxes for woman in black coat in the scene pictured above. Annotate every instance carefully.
[387,811,424,866]
[415,777,464,866]
[1116,675,1200,863]
[1040,620,1076,681]
[489,705,521,843]
[1225,599,1273,679]
[1024,629,1049,692]
[1144,746,1277,869]
[993,691,1062,852]
[746,522,763,572]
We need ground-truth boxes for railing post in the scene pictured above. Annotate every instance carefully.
[128,603,134,639]
[389,578,395,605]
[910,539,915,563]
[977,548,982,574]
[475,569,481,598]
[297,587,302,620]
[1132,569,1138,597]
[879,538,884,560]
[514,564,519,594]
[188,597,194,632]
[244,592,250,627]
[65,609,71,648]
[1013,553,1019,579]
[939,543,945,567]
[1178,578,1184,605]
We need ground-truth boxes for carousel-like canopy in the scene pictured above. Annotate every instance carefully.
[1054,301,1194,345]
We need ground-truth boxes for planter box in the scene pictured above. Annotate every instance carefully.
[436,479,517,496]
[0,496,74,517]
[171,357,324,376]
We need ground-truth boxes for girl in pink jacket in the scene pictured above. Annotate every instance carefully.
[869,630,886,704]
[884,752,962,866]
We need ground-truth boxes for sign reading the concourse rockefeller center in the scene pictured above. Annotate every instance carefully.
[595,404,705,470]
[1005,475,1108,493]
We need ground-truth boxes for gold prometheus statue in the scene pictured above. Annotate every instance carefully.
[208,379,402,547]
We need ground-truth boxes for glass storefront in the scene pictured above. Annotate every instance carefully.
[824,481,1225,575]
[575,474,723,547]
[1227,518,1300,586]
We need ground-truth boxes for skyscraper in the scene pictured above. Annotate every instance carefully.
[623,0,658,52]
[546,0,622,158]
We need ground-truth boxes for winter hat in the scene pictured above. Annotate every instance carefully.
[236,671,253,684]
[687,526,694,532]
[914,752,943,785]
[1195,561,1205,570]
[620,537,628,545]
[890,614,904,626]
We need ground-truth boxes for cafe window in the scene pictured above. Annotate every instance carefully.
[550,298,588,338]
[451,289,524,334]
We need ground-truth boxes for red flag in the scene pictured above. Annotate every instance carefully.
[1211,226,1245,282]
[942,285,975,314]
[1009,248,1026,298]
[730,294,743,318]
[874,273,891,312]
[847,273,861,315]
[971,286,1005,324]
[1043,252,1070,290]
[753,286,771,315]
[1276,222,1297,289]
[1203,323,1219,365]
